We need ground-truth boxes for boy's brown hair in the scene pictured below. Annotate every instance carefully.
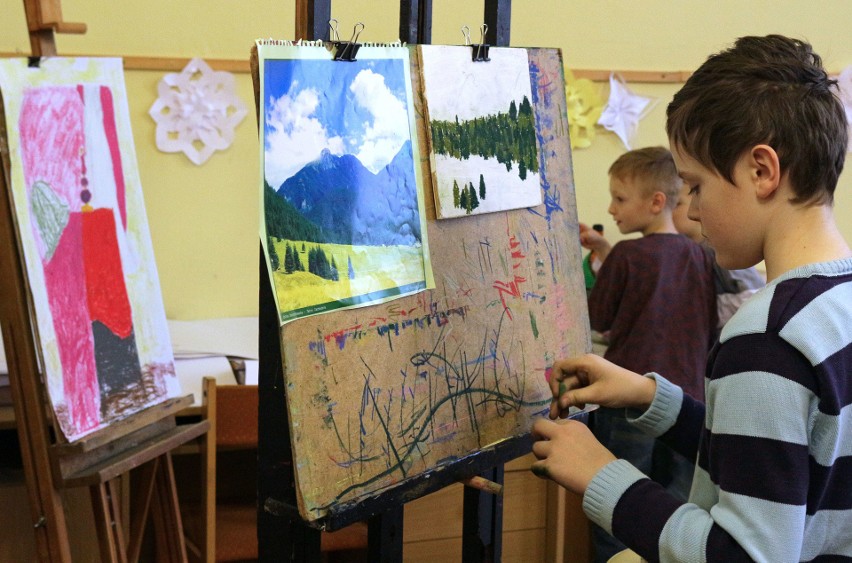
[667,35,848,205]
[608,146,682,209]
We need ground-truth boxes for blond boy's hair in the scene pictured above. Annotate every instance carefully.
[608,146,682,210]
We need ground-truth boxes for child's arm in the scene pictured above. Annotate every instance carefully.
[533,345,814,561]
[579,222,612,264]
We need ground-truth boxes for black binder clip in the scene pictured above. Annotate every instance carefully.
[463,24,490,62]
[331,21,364,62]
[28,56,42,68]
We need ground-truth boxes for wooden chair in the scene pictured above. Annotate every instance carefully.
[182,378,367,563]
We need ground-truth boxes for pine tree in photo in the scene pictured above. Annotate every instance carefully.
[321,249,332,280]
[308,246,317,276]
[453,179,460,208]
[330,255,339,281]
[294,246,304,271]
[310,246,333,280]
[479,174,486,200]
[268,236,280,271]
[460,184,469,212]
[284,242,295,274]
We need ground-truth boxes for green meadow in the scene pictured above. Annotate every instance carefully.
[269,238,427,313]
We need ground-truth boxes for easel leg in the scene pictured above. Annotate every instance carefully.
[150,451,188,562]
[91,480,129,563]
[367,505,404,562]
[128,458,160,562]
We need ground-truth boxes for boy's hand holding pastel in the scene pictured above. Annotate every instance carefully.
[530,419,616,494]
[578,223,611,258]
[548,354,656,419]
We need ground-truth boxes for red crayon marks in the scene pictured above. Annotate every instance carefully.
[493,232,527,320]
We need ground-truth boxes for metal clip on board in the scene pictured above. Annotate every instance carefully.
[462,23,490,62]
[330,20,364,62]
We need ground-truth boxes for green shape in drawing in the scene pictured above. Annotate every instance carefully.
[529,310,539,339]
[30,180,69,261]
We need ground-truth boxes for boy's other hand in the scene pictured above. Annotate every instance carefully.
[548,354,656,419]
[530,418,616,494]
[579,223,612,260]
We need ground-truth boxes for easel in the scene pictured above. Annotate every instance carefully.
[0,2,209,561]
[257,2,520,561]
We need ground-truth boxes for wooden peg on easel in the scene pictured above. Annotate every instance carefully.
[22,0,87,57]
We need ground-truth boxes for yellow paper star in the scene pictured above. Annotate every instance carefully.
[564,69,605,150]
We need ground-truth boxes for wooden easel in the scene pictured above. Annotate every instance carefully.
[257,2,519,561]
[0,3,209,561]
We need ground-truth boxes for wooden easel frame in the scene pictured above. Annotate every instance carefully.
[0,3,209,561]
[257,2,530,561]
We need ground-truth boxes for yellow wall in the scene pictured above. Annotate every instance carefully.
[3,1,851,319]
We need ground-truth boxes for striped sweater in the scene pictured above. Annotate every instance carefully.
[583,258,852,562]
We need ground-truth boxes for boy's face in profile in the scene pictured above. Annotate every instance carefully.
[607,174,658,235]
[672,184,702,243]
[671,144,763,270]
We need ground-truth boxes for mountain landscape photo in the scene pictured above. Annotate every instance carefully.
[273,140,421,248]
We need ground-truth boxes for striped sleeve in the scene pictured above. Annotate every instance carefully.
[628,373,705,463]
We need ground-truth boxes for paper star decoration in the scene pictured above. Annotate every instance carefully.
[834,65,852,152]
[565,69,605,149]
[149,58,247,165]
[597,73,658,150]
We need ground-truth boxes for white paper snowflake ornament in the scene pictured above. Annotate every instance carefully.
[597,73,658,150]
[834,65,852,152]
[149,58,247,165]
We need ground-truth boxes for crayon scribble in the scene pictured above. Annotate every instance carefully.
[318,309,551,508]
[492,230,527,320]
[308,303,471,359]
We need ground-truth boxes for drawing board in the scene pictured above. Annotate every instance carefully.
[259,45,589,522]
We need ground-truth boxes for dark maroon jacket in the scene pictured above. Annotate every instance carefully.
[589,233,717,401]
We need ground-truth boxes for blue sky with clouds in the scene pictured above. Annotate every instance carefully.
[263,58,412,189]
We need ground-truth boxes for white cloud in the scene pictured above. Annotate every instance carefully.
[264,88,344,188]
[350,70,409,173]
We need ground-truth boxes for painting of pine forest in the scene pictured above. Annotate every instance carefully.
[419,46,542,219]
[259,45,431,323]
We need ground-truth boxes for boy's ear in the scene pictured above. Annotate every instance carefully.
[749,144,781,199]
[650,191,667,213]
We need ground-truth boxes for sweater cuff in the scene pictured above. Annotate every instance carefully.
[583,459,647,534]
[625,372,682,438]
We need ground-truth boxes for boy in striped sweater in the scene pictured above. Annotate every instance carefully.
[532,35,852,562]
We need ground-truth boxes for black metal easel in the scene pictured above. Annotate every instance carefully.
[257,2,515,561]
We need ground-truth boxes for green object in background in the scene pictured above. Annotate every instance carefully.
[583,253,596,290]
